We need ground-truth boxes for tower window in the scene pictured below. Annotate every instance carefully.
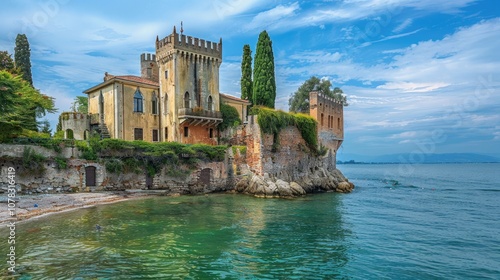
[321,113,324,126]
[134,89,143,112]
[165,70,168,79]
[151,92,158,115]
[209,128,214,138]
[165,127,168,140]
[207,95,213,111]
[184,92,190,108]
[184,127,189,137]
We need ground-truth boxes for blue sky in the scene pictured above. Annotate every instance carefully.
[1,0,499,157]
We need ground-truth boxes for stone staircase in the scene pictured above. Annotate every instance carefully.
[99,123,111,139]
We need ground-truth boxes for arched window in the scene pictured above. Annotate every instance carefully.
[65,129,74,139]
[151,91,158,115]
[134,89,143,112]
[320,113,324,126]
[184,92,190,108]
[207,95,213,111]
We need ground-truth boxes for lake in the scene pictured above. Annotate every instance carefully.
[1,163,499,279]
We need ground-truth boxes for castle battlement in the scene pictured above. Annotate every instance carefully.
[156,26,222,61]
[141,53,156,62]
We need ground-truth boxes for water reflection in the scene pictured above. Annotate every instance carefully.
[0,193,352,279]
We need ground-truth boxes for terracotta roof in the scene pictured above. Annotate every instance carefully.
[220,93,251,104]
[114,75,159,87]
[84,74,159,93]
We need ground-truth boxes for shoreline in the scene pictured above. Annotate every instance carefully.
[0,191,172,227]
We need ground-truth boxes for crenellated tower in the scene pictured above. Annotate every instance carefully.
[156,26,223,144]
[140,53,159,82]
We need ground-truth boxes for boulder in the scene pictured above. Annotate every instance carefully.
[289,182,306,195]
[336,181,354,193]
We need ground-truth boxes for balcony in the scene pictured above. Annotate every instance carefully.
[178,108,223,126]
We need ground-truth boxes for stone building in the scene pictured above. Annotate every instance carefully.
[309,89,344,153]
[62,26,250,145]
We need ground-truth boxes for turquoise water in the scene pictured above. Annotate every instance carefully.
[1,163,499,279]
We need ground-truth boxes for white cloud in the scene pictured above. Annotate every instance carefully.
[377,82,450,92]
[393,18,413,33]
[245,2,300,31]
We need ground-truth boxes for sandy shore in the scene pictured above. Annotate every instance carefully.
[0,191,170,226]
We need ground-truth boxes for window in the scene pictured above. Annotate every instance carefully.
[152,129,159,142]
[134,128,143,140]
[151,92,158,115]
[165,70,168,79]
[337,118,341,129]
[207,95,213,111]
[209,128,214,138]
[134,89,143,112]
[321,113,324,126]
[164,127,168,140]
[328,115,331,128]
[184,127,189,137]
[184,92,190,108]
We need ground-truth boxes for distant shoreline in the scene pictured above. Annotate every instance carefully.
[337,161,500,165]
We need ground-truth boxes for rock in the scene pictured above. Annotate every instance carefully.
[265,181,277,196]
[276,180,293,197]
[336,181,354,193]
[289,182,306,195]
[235,177,249,192]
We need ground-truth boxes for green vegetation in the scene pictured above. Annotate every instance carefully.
[21,146,46,175]
[14,34,32,86]
[72,96,88,113]
[252,31,276,108]
[0,70,56,141]
[289,76,347,113]
[0,51,19,74]
[250,106,318,152]
[219,103,241,131]
[54,156,68,170]
[240,44,252,100]
[232,145,247,156]
[91,139,227,177]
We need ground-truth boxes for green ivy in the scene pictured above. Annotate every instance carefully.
[251,106,318,152]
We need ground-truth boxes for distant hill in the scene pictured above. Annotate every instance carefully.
[337,153,500,163]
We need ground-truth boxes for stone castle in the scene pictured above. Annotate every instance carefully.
[60,26,343,152]
[62,26,249,145]
[18,26,352,196]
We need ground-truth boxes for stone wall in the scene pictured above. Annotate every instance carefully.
[236,115,354,197]
[0,144,234,195]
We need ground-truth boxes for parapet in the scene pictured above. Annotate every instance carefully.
[156,26,222,60]
[141,53,156,62]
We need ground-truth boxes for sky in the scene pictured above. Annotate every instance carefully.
[1,0,499,158]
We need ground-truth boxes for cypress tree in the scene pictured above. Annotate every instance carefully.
[14,34,33,86]
[240,44,252,100]
[252,31,276,108]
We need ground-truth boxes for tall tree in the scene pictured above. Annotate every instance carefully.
[289,76,347,113]
[14,34,33,86]
[72,96,89,113]
[252,30,276,108]
[0,70,55,140]
[240,44,253,100]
